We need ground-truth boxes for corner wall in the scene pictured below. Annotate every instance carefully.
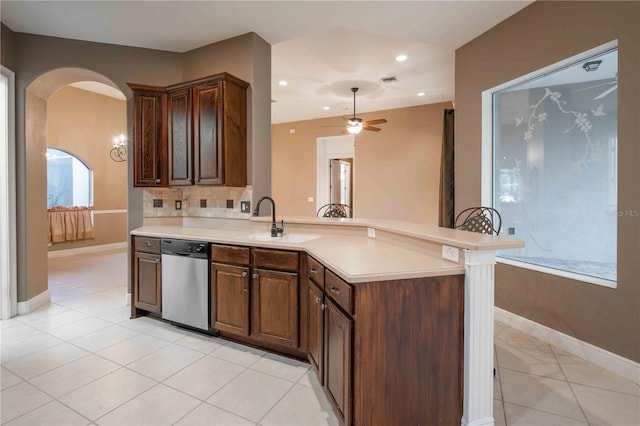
[455,1,640,361]
[272,102,451,223]
[46,86,127,251]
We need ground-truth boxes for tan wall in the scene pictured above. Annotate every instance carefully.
[24,93,48,300]
[272,102,451,223]
[46,86,127,251]
[1,23,16,70]
[2,26,270,302]
[455,1,640,361]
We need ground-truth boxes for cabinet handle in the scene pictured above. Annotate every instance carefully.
[330,286,341,295]
[155,179,161,184]
[253,273,258,279]
[195,178,200,183]
[309,268,317,274]
[243,287,248,293]
[241,272,247,278]
[153,259,159,263]
[315,297,322,304]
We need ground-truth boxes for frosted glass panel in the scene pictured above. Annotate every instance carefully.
[493,49,617,282]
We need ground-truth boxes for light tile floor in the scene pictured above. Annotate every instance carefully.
[0,249,637,425]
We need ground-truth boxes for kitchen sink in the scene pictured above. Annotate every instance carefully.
[234,232,321,243]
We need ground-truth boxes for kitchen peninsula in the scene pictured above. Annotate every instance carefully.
[131,217,523,426]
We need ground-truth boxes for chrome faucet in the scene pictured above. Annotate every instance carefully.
[253,196,284,237]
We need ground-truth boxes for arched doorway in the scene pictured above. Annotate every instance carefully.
[20,68,128,314]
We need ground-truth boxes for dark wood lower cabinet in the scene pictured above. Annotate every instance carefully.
[133,251,162,313]
[211,263,250,335]
[251,269,298,347]
[324,298,353,426]
[307,281,324,382]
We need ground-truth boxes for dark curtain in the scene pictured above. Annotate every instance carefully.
[438,109,455,228]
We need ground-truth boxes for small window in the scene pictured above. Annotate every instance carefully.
[492,48,617,286]
[46,148,93,209]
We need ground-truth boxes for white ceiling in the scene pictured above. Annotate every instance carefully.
[1,1,533,123]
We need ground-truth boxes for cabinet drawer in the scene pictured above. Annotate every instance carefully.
[134,236,161,254]
[307,256,325,288]
[253,248,299,272]
[211,244,250,265]
[325,270,353,315]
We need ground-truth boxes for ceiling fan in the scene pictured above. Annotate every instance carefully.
[323,87,387,134]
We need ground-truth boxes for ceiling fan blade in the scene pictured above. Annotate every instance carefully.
[594,84,617,100]
[363,126,382,132]
[364,119,387,125]
[320,125,348,128]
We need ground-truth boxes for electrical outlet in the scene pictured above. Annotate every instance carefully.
[240,201,250,213]
[153,199,163,208]
[508,227,515,235]
[175,200,182,210]
[226,199,234,209]
[200,199,207,208]
[442,245,460,263]
[367,227,376,238]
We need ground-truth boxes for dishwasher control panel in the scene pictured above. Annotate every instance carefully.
[161,239,210,259]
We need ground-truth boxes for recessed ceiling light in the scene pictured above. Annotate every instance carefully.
[417,92,426,97]
[396,54,407,62]
[323,106,330,110]
[278,80,288,86]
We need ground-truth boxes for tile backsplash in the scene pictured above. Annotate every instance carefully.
[143,186,252,219]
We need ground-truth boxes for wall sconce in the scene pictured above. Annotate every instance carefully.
[110,134,127,162]
[582,60,602,72]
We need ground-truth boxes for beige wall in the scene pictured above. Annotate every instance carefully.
[272,102,451,223]
[1,26,270,302]
[46,86,127,251]
[24,93,48,300]
[455,1,639,361]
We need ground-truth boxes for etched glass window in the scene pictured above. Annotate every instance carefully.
[493,49,617,283]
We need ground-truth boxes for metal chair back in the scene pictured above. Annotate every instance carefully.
[454,207,502,236]
[317,203,351,218]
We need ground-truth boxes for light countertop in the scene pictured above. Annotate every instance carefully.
[132,217,523,283]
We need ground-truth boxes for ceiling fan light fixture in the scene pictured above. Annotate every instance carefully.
[396,54,407,62]
[347,124,363,134]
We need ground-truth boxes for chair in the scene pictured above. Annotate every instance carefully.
[317,203,351,218]
[454,207,502,236]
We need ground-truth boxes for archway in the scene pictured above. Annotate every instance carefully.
[20,67,128,314]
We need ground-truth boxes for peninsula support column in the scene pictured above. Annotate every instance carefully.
[461,249,496,426]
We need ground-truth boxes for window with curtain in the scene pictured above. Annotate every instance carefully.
[492,48,617,286]
[46,148,93,208]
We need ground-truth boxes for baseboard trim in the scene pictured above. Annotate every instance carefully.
[125,293,131,306]
[17,290,50,315]
[48,242,127,258]
[461,417,494,426]
[495,307,640,381]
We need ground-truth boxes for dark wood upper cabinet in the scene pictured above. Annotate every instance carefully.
[128,86,167,187]
[167,88,192,186]
[193,82,223,185]
[129,73,248,188]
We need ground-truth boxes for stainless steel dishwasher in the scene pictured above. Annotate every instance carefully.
[161,238,209,331]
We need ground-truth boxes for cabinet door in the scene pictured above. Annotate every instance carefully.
[132,89,167,187]
[167,88,192,185]
[134,251,162,312]
[251,269,299,347]
[211,263,249,335]
[308,281,324,383]
[193,82,223,185]
[324,298,353,426]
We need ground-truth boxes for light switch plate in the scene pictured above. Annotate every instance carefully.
[367,227,376,238]
[240,201,250,213]
[442,245,460,263]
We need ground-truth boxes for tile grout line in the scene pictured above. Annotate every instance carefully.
[549,343,592,425]
[494,344,508,426]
